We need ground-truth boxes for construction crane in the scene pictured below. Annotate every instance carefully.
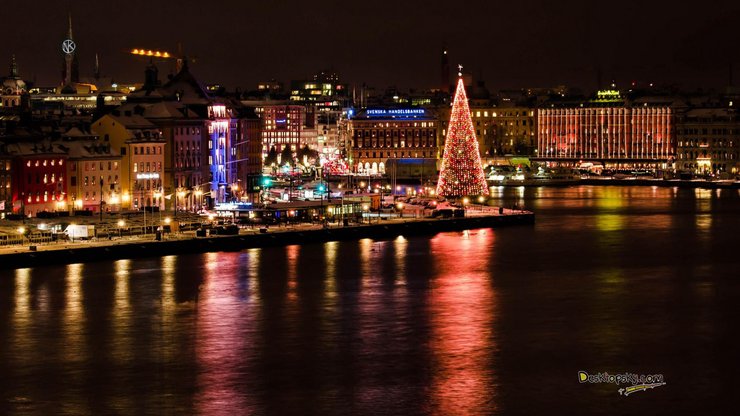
[129,46,197,74]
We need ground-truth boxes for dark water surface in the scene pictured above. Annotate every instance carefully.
[1,186,738,415]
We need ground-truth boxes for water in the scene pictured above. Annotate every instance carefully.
[1,186,738,415]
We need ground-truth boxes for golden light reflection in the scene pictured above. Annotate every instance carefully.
[695,213,712,241]
[324,241,338,297]
[112,259,132,364]
[246,248,261,298]
[359,238,373,287]
[14,268,31,320]
[64,263,88,373]
[394,236,408,286]
[286,245,300,302]
[161,255,176,308]
[12,268,32,365]
[429,231,498,414]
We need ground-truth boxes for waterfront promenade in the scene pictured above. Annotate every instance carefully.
[0,207,534,269]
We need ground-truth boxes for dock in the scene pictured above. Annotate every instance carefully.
[0,210,534,270]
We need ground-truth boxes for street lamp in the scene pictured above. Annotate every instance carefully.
[195,189,203,213]
[397,202,404,218]
[117,219,125,238]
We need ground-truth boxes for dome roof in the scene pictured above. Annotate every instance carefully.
[2,77,26,95]
[1,55,26,95]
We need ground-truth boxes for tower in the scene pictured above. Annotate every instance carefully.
[9,54,18,78]
[61,13,79,87]
[436,67,489,197]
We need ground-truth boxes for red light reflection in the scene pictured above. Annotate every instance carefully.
[429,230,498,414]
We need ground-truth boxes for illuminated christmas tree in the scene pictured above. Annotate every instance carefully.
[436,69,489,197]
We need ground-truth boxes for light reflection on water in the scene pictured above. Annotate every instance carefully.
[429,229,497,414]
[0,186,738,415]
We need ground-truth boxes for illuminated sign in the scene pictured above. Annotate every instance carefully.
[366,108,425,117]
[136,173,160,180]
[62,39,76,55]
[595,90,621,101]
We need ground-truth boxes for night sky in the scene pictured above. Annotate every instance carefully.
[5,0,740,92]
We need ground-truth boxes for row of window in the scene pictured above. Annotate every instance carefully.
[27,173,63,185]
[80,176,119,187]
[175,157,201,169]
[678,140,735,147]
[133,162,163,173]
[355,150,436,159]
[175,127,202,136]
[474,111,532,118]
[25,191,63,203]
[678,128,740,135]
[134,179,162,191]
[175,140,201,152]
[83,161,119,172]
[25,159,64,168]
[355,130,436,138]
[133,146,162,155]
[356,139,436,148]
[678,152,737,160]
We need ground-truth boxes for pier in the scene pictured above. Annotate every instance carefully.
[0,210,534,270]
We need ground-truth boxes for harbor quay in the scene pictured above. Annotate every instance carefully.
[0,207,534,270]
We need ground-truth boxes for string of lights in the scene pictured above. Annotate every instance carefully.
[436,76,489,197]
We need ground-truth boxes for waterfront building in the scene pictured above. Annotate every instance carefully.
[675,107,740,175]
[348,107,439,175]
[128,132,166,210]
[108,62,262,208]
[8,141,68,216]
[261,105,307,163]
[537,90,676,168]
[65,139,122,213]
[92,112,163,210]
[234,108,263,200]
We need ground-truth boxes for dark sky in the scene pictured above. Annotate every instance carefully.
[5,0,740,92]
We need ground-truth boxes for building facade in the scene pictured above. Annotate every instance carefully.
[537,92,675,168]
[10,143,67,216]
[92,112,163,210]
[675,107,740,175]
[128,136,166,210]
[261,105,307,162]
[66,141,122,213]
[349,108,438,175]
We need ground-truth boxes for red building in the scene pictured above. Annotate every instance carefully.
[537,91,675,168]
[10,142,68,216]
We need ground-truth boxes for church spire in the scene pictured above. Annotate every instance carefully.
[10,54,18,78]
[94,53,100,79]
[68,12,74,40]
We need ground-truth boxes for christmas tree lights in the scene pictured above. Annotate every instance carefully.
[436,75,489,197]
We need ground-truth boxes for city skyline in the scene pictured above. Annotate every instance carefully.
[5,0,740,92]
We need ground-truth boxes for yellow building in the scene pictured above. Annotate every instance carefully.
[92,112,164,210]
